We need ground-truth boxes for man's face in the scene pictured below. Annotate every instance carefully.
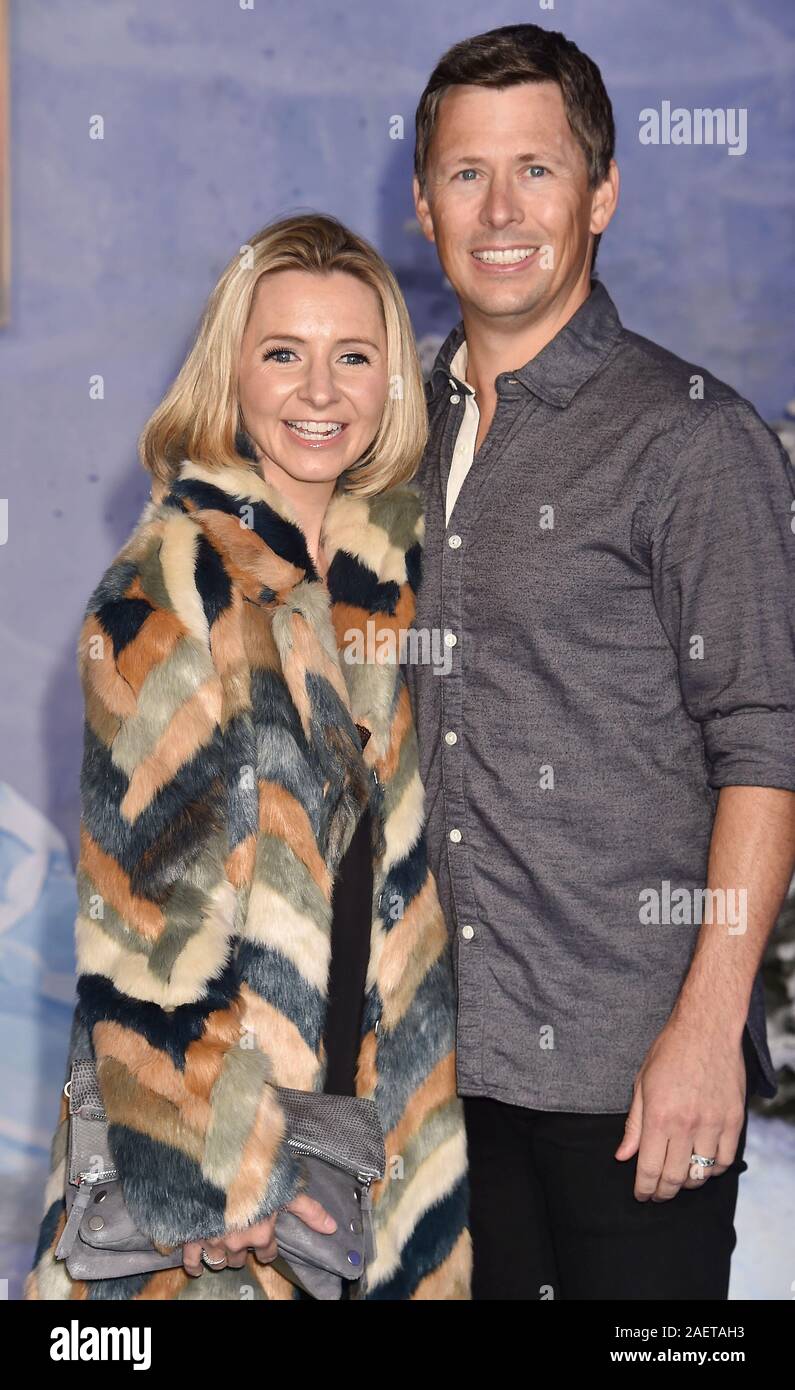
[414,81,615,322]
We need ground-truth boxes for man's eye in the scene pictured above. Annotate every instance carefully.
[262,346,296,363]
[527,166,547,178]
[457,169,478,181]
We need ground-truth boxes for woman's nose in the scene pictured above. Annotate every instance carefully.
[298,362,339,406]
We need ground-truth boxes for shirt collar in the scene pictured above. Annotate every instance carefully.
[426,278,624,409]
[448,339,470,387]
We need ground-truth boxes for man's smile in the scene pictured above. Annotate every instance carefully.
[471,245,540,271]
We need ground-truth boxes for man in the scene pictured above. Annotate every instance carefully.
[406,22,795,1300]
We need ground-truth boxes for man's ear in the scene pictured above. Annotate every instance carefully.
[590,158,620,237]
[413,174,436,244]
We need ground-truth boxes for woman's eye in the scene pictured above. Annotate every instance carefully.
[262,346,296,363]
[262,347,369,366]
[262,347,372,369]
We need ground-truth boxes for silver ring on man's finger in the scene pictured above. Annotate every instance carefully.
[201,1246,228,1269]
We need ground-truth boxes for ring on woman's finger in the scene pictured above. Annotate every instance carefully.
[201,1246,228,1269]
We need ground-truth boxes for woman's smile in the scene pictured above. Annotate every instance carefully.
[282,418,349,446]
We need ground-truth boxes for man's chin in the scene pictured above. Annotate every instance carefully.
[463,282,551,321]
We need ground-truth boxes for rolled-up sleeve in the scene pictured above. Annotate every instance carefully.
[649,399,795,790]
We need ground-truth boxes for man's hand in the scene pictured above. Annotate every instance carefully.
[182,1192,337,1276]
[614,1012,746,1202]
[615,786,795,1204]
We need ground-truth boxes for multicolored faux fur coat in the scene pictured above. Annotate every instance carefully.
[25,452,471,1301]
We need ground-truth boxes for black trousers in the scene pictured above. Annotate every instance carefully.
[463,1029,756,1300]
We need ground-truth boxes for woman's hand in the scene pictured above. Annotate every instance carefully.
[182,1193,337,1276]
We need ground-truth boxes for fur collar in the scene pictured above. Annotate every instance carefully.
[155,453,425,763]
[161,455,423,600]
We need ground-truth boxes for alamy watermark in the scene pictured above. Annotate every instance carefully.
[639,101,747,156]
[340,620,452,675]
[639,880,747,935]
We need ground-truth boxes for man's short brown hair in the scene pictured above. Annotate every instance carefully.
[414,23,615,266]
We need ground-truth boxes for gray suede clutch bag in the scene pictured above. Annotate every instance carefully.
[54,1056,385,1300]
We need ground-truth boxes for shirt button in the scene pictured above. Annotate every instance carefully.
[444,730,458,745]
[448,534,462,549]
[450,393,460,405]
[444,632,457,647]
[461,925,475,940]
[449,827,462,843]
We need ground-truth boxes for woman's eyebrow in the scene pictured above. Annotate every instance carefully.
[256,333,381,350]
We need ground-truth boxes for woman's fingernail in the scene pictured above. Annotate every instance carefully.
[323,1214,336,1231]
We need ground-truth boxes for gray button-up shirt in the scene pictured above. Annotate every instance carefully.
[406,278,795,1113]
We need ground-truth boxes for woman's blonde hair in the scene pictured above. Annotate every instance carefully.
[139,213,428,497]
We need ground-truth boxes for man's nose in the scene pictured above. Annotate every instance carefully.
[481,177,523,227]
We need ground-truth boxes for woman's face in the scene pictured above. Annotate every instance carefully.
[238,268,389,489]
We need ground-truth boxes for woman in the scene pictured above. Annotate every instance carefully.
[25,213,472,1301]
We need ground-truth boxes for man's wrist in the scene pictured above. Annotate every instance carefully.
[668,988,748,1045]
